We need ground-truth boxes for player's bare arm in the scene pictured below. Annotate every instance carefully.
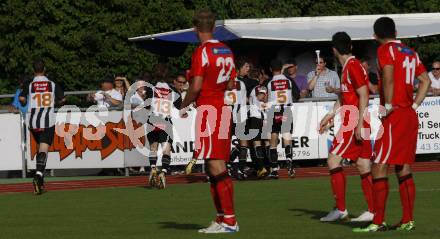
[181,76,203,109]
[104,93,122,106]
[382,64,394,114]
[319,99,340,134]
[355,85,369,141]
[413,71,431,108]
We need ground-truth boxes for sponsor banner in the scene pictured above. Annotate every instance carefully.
[317,99,381,159]
[0,114,23,171]
[27,110,127,169]
[22,96,440,170]
[416,96,440,153]
[124,108,198,167]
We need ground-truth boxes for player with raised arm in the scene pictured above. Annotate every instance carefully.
[146,75,181,189]
[266,59,296,179]
[19,59,65,195]
[319,32,374,222]
[180,10,238,233]
[353,17,431,233]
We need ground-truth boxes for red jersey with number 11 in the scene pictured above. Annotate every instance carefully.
[377,40,426,108]
[189,39,236,106]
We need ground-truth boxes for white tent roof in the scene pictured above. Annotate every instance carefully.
[129,13,440,42]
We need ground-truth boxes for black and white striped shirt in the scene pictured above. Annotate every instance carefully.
[20,76,64,129]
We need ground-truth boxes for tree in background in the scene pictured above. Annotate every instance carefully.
[0,0,439,94]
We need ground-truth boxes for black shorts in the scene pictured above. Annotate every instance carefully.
[147,129,173,144]
[30,126,55,145]
[247,117,264,140]
[269,107,293,134]
[146,116,173,144]
[232,121,250,141]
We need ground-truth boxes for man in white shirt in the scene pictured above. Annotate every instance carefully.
[307,56,341,98]
[89,77,123,108]
[428,61,440,96]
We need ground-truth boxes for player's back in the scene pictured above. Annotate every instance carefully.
[341,56,369,107]
[190,40,236,106]
[267,74,293,107]
[377,41,426,108]
[25,76,60,129]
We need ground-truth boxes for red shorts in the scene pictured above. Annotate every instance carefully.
[374,107,418,165]
[330,130,372,161]
[193,102,232,161]
[330,112,372,160]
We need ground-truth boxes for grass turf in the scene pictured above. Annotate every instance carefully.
[0,172,439,239]
[0,176,123,184]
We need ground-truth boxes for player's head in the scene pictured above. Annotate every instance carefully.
[101,76,114,91]
[360,56,371,70]
[373,17,397,42]
[332,32,352,57]
[236,57,251,77]
[33,58,45,74]
[270,59,283,73]
[173,72,187,93]
[193,9,216,35]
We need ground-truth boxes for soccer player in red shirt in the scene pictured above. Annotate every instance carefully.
[180,10,238,233]
[354,17,431,232]
[319,32,374,222]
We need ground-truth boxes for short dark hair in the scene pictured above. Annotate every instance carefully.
[332,32,352,55]
[270,59,283,72]
[101,76,114,84]
[193,9,216,33]
[33,58,45,73]
[374,17,396,39]
[286,58,297,66]
[176,71,187,80]
[360,56,371,63]
[235,57,250,70]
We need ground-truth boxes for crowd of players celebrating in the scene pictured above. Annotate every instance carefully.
[20,9,431,234]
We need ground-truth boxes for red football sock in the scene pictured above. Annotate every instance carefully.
[210,183,224,223]
[360,172,374,213]
[330,167,346,212]
[213,171,236,226]
[399,174,415,224]
[372,178,389,225]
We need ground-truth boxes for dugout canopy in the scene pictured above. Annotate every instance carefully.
[129,13,440,43]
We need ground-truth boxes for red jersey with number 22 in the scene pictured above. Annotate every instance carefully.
[190,39,236,161]
[190,39,236,106]
[377,40,426,108]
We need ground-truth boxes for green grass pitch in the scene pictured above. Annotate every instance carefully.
[1,172,439,239]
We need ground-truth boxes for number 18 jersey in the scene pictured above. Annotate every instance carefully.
[377,40,426,108]
[21,76,63,129]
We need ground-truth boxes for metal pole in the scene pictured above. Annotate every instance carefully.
[20,113,27,178]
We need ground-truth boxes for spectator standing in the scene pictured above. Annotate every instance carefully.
[307,57,340,98]
[10,75,29,114]
[88,77,123,108]
[282,60,309,98]
[173,72,188,99]
[360,57,379,94]
[428,60,440,96]
[114,74,130,99]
